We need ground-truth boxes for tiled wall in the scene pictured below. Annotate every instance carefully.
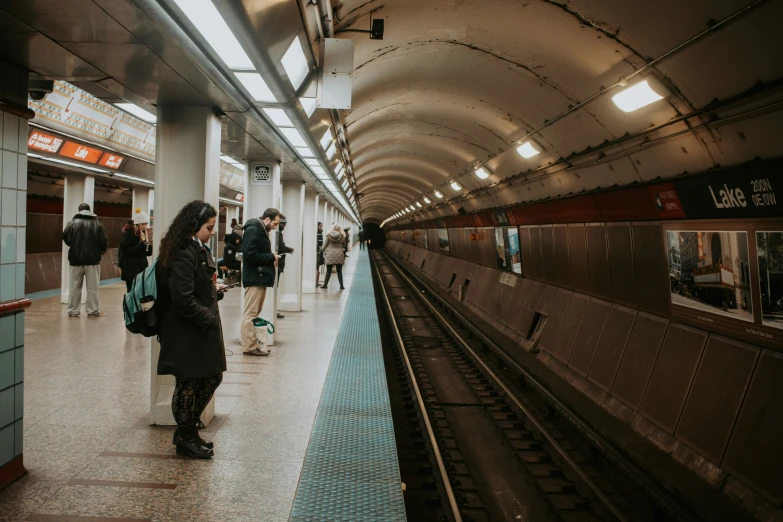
[0,60,28,472]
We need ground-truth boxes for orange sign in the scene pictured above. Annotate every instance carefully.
[98,152,125,169]
[59,141,102,164]
[470,232,479,241]
[28,130,64,153]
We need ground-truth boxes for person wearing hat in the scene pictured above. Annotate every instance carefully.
[119,208,153,292]
[275,215,295,319]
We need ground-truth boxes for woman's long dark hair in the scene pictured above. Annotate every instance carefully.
[159,201,217,267]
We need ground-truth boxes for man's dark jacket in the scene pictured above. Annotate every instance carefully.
[277,228,294,273]
[242,219,277,287]
[62,211,108,266]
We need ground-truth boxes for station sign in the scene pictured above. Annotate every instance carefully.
[58,141,103,164]
[28,130,64,153]
[470,232,479,241]
[98,152,125,169]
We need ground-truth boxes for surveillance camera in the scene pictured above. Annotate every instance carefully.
[28,79,54,102]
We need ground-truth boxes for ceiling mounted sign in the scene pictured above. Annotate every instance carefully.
[58,141,102,164]
[28,130,64,153]
[98,152,125,169]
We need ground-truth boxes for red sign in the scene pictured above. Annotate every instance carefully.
[28,130,64,153]
[58,141,102,164]
[648,183,686,219]
[98,152,125,169]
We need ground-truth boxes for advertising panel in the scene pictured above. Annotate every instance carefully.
[28,130,64,153]
[98,152,125,169]
[757,231,783,330]
[438,229,450,252]
[58,141,102,163]
[666,230,753,322]
[423,229,429,250]
[507,227,522,274]
[495,228,507,270]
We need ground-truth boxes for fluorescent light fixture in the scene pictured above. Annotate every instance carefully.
[281,36,310,90]
[342,180,349,190]
[450,181,462,191]
[296,147,315,158]
[235,72,275,102]
[220,154,239,165]
[279,127,308,148]
[300,97,317,117]
[335,163,344,176]
[113,173,155,185]
[27,152,111,174]
[612,79,666,112]
[515,140,540,159]
[320,128,333,149]
[434,190,444,199]
[416,202,422,207]
[475,167,489,179]
[171,0,254,70]
[306,158,320,167]
[115,103,156,123]
[263,108,294,127]
[312,166,326,176]
[325,141,336,159]
[219,197,241,205]
[423,197,432,204]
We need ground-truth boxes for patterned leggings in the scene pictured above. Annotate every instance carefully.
[171,374,223,426]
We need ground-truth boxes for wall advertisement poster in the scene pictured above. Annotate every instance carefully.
[495,228,507,270]
[438,229,450,252]
[507,227,522,274]
[757,231,783,330]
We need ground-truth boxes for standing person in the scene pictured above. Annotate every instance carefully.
[359,228,365,250]
[118,210,152,292]
[343,227,351,257]
[316,222,324,288]
[156,201,227,459]
[62,203,108,317]
[231,218,244,238]
[241,208,281,356]
[276,215,294,319]
[320,224,346,290]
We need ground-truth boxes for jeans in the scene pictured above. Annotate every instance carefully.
[68,265,100,315]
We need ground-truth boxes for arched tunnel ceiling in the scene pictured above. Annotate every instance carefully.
[331,0,783,224]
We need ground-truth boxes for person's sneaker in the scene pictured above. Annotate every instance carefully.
[67,313,80,318]
[277,313,285,319]
[88,311,105,318]
[243,348,269,356]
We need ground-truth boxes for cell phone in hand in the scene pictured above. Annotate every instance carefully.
[217,282,240,293]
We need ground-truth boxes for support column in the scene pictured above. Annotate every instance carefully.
[150,105,221,426]
[302,192,319,294]
[242,160,282,345]
[233,205,241,225]
[323,200,329,229]
[61,174,95,304]
[279,181,305,311]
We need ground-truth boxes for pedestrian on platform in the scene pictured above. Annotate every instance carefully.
[320,224,346,290]
[316,222,325,288]
[276,215,294,319]
[118,209,152,292]
[231,217,244,238]
[343,227,351,257]
[156,201,228,459]
[359,228,365,250]
[62,203,108,317]
[241,208,281,355]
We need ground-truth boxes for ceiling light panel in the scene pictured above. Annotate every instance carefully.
[300,97,317,117]
[306,158,320,167]
[115,103,156,123]
[296,147,315,157]
[263,108,294,127]
[611,79,666,112]
[281,36,310,90]
[423,197,431,204]
[320,128,333,149]
[325,141,336,159]
[171,0,253,70]
[416,202,422,207]
[517,140,541,159]
[435,190,444,199]
[451,181,462,191]
[279,127,308,148]
[234,72,275,102]
[475,167,489,179]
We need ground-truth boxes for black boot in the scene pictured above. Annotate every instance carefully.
[338,270,345,290]
[175,425,214,459]
[172,427,214,449]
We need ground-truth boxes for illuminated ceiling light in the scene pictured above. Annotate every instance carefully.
[115,103,156,123]
[171,0,254,70]
[611,79,667,113]
[335,163,344,176]
[279,127,308,148]
[306,158,319,167]
[296,147,315,157]
[416,201,422,207]
[320,127,333,149]
[409,206,416,212]
[300,97,317,117]
[423,196,431,204]
[325,141,337,159]
[281,36,309,90]
[516,140,541,159]
[263,108,294,127]
[234,72,275,102]
[342,180,349,190]
[434,190,444,199]
[450,181,462,191]
[312,166,326,176]
[475,167,489,179]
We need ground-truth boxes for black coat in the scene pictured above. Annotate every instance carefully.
[157,241,226,378]
[118,226,152,282]
[62,212,108,266]
[222,232,242,270]
[317,230,324,265]
[277,228,294,273]
[242,219,276,287]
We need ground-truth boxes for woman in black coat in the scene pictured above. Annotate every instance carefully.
[118,211,152,291]
[157,201,228,459]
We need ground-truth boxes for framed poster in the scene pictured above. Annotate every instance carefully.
[757,231,783,330]
[438,229,450,252]
[494,227,508,270]
[666,230,753,322]
[507,227,522,274]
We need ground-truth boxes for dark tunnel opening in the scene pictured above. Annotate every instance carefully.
[363,223,386,249]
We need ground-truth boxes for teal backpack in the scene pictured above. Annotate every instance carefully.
[123,259,162,337]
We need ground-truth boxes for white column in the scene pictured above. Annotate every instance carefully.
[279,181,305,311]
[150,105,221,427]
[323,200,329,228]
[242,160,282,345]
[61,174,95,304]
[302,192,319,294]
[233,205,241,225]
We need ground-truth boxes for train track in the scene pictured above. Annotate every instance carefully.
[371,250,698,522]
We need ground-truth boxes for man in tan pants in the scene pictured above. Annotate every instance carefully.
[240,208,281,355]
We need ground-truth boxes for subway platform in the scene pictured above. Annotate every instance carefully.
[0,250,405,522]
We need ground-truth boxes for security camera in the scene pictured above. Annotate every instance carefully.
[29,80,54,102]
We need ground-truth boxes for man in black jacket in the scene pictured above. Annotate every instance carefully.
[62,203,108,317]
[241,208,281,356]
[276,215,295,319]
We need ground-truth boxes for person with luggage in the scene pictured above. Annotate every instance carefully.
[118,210,152,292]
[320,224,346,290]
[156,201,227,459]
[62,203,109,317]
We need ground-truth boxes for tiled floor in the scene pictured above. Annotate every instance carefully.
[0,252,361,522]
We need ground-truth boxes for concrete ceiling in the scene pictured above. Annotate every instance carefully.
[335,0,783,223]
